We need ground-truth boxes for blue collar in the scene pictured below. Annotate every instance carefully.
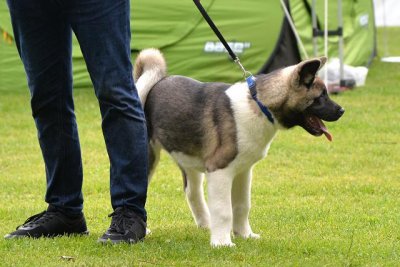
[246,76,275,124]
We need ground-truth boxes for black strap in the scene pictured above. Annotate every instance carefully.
[193,0,275,124]
[193,0,238,61]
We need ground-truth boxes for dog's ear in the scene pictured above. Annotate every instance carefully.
[294,57,326,89]
[318,56,327,69]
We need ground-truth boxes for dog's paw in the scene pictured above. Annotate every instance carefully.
[234,231,261,239]
[248,232,260,239]
[146,228,152,235]
[211,240,236,248]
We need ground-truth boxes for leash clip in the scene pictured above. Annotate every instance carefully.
[234,58,253,79]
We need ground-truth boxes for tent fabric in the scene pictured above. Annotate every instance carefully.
[291,0,376,66]
[130,0,286,83]
[259,8,301,74]
[1,0,376,91]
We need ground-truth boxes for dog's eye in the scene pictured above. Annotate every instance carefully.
[313,90,327,104]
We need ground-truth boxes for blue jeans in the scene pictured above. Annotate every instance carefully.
[7,0,148,220]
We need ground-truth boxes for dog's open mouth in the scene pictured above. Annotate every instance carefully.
[304,115,332,141]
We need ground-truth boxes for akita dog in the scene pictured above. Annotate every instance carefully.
[134,49,344,247]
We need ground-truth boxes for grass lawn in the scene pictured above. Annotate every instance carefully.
[0,28,399,266]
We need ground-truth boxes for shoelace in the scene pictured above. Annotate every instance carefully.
[16,211,55,230]
[108,208,137,234]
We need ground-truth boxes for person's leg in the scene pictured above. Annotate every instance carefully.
[4,0,87,239]
[7,0,83,214]
[69,0,148,221]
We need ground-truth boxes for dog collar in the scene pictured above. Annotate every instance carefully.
[246,75,275,124]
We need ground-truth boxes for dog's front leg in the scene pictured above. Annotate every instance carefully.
[207,169,235,247]
[232,168,260,239]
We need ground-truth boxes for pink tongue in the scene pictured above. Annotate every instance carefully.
[322,127,332,141]
[316,118,332,142]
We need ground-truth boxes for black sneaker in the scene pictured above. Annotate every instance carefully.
[4,206,88,239]
[98,207,146,244]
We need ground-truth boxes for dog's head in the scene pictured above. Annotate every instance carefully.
[266,57,344,141]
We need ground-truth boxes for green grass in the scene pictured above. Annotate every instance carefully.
[0,28,400,266]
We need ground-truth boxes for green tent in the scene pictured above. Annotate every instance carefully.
[291,0,376,67]
[0,0,375,90]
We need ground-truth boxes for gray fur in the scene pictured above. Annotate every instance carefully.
[145,75,238,172]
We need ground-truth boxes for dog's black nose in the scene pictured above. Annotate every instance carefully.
[337,107,345,116]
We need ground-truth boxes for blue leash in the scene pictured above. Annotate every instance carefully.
[193,0,274,124]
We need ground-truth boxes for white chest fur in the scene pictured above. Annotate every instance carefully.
[225,83,278,171]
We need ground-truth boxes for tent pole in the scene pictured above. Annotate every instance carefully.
[323,0,328,86]
[382,0,389,57]
[338,0,345,86]
[311,0,318,57]
[279,0,309,59]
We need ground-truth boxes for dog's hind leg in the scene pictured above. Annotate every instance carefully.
[145,140,161,236]
[148,140,161,182]
[182,168,210,229]
[207,168,235,247]
[231,168,260,239]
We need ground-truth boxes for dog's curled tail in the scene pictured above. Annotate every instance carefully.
[134,48,167,106]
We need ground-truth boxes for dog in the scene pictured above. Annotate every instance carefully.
[134,48,344,247]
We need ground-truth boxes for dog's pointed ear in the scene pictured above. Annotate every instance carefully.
[294,57,326,89]
[318,56,327,69]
